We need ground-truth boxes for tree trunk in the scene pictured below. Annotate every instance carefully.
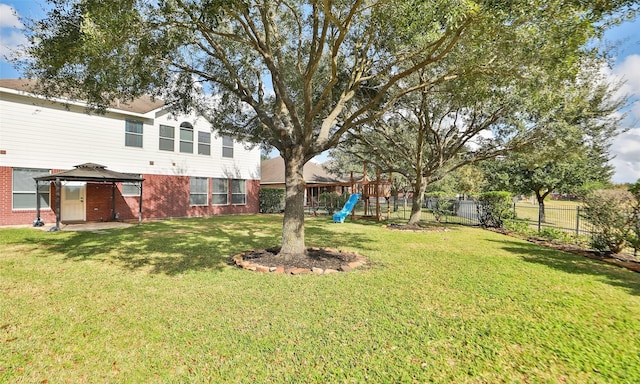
[393,190,399,212]
[408,176,427,225]
[536,190,546,223]
[280,152,307,260]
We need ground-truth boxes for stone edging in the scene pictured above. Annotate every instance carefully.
[232,249,367,275]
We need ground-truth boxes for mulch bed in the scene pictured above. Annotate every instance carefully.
[488,228,640,273]
[232,247,367,274]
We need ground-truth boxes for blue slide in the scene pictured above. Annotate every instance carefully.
[333,194,361,223]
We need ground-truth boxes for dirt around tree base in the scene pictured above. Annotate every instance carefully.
[232,247,367,274]
[386,223,450,232]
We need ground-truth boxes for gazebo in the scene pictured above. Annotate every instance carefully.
[34,163,144,230]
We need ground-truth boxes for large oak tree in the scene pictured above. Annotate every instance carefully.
[481,65,628,221]
[21,0,637,257]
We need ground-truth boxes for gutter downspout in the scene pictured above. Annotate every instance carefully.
[138,181,143,224]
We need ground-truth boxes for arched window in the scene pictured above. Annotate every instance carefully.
[179,122,193,153]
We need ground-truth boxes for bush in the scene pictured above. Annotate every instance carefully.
[259,188,285,213]
[538,227,565,242]
[424,192,455,223]
[504,218,534,236]
[581,189,635,254]
[476,191,514,228]
[626,180,640,256]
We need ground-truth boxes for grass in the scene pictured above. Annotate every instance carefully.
[1,214,639,383]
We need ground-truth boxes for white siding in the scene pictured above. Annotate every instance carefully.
[0,91,261,180]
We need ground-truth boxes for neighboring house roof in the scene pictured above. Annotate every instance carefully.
[35,163,143,183]
[0,79,165,115]
[260,157,346,185]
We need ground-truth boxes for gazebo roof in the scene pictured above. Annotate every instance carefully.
[35,163,143,183]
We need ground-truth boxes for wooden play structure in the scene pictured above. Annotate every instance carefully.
[348,162,392,221]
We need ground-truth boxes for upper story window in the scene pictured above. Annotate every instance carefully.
[180,122,194,153]
[13,168,51,209]
[189,177,208,206]
[198,131,211,156]
[222,136,234,158]
[159,125,175,151]
[125,120,143,148]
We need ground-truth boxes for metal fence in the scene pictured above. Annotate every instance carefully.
[385,198,594,236]
[513,202,594,236]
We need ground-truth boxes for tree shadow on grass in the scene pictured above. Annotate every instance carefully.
[486,238,640,296]
[21,215,374,275]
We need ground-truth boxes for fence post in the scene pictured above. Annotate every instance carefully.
[576,206,580,236]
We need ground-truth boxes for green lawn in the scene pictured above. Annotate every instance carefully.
[1,215,639,383]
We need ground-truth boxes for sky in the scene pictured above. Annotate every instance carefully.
[1,1,639,184]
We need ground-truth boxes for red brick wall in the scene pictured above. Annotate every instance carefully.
[1,167,261,226]
[0,166,57,226]
[85,183,117,222]
[129,176,260,220]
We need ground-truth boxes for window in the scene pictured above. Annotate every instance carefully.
[180,122,194,153]
[125,120,143,148]
[122,175,141,196]
[222,136,234,158]
[198,131,211,155]
[159,125,174,151]
[190,177,208,206]
[212,178,228,205]
[13,168,50,209]
[231,179,246,205]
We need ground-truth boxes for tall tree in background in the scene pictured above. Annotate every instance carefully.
[333,66,547,225]
[481,65,627,221]
[22,0,637,257]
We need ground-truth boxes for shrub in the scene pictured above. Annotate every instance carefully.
[626,180,640,256]
[539,227,565,242]
[424,192,455,223]
[581,189,635,254]
[504,218,534,236]
[476,191,514,228]
[259,188,285,213]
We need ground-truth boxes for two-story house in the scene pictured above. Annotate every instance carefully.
[0,79,261,226]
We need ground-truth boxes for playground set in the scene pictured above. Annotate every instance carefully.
[333,165,392,223]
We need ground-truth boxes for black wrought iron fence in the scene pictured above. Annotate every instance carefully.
[389,198,594,236]
[513,202,594,236]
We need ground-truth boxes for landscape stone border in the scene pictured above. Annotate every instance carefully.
[232,249,367,275]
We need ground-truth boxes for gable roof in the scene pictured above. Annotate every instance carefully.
[0,79,165,115]
[260,157,346,185]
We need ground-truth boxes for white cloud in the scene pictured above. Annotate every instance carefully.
[606,54,640,184]
[610,127,640,183]
[0,4,23,29]
[0,3,28,61]
[0,29,28,58]
[614,54,640,97]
